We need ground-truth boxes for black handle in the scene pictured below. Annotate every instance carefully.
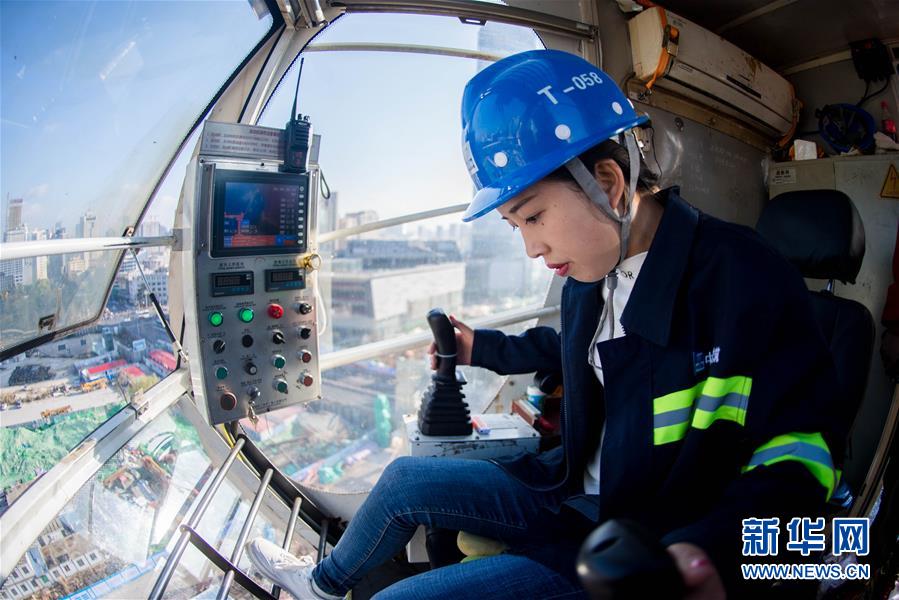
[577,519,685,599]
[427,308,457,380]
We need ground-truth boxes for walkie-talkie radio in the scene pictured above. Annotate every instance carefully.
[281,58,312,174]
[175,58,323,426]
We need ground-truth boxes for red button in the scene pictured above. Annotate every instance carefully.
[268,304,284,319]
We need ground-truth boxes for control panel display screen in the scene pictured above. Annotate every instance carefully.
[211,271,254,296]
[265,268,305,292]
[211,170,308,257]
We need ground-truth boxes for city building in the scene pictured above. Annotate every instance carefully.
[327,262,465,347]
[126,269,169,307]
[336,239,461,270]
[43,334,105,359]
[0,227,28,286]
[5,198,24,235]
[80,359,127,383]
[47,223,67,281]
[136,217,166,238]
[75,212,97,239]
[146,350,176,377]
[75,211,98,269]
[65,255,87,276]
[334,209,378,252]
[29,229,48,282]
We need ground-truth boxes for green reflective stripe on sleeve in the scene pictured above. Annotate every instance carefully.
[699,375,753,398]
[653,387,696,414]
[742,432,836,500]
[752,431,829,455]
[652,375,752,445]
[692,404,746,429]
[654,421,690,445]
[654,407,693,428]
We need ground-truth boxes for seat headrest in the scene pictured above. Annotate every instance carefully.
[756,189,865,284]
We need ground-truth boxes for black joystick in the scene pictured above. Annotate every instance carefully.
[417,308,471,436]
[577,519,685,600]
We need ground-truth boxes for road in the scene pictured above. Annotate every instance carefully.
[0,388,124,427]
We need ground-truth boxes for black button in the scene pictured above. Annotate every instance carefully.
[245,362,258,375]
[242,335,254,348]
[300,327,312,339]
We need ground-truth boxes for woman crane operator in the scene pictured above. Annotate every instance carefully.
[246,49,841,600]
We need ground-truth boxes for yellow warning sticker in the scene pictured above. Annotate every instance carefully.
[882,164,899,199]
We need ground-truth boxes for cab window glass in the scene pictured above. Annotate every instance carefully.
[0,400,315,599]
[259,14,548,353]
[245,15,551,493]
[249,14,549,495]
[1,245,176,503]
[0,0,274,355]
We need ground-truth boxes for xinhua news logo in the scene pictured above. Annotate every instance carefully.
[740,517,870,581]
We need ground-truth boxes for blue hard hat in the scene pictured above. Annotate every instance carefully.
[460,49,648,222]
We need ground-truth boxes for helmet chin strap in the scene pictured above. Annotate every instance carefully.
[563,130,641,268]
[566,131,642,357]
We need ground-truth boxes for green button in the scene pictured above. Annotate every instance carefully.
[208,312,224,327]
[276,380,289,394]
[272,355,286,369]
[238,308,254,323]
[215,366,229,380]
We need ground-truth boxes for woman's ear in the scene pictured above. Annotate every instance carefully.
[592,159,626,214]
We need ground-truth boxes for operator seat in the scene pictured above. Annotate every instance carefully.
[756,188,875,501]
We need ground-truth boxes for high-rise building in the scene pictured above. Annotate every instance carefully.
[1,226,29,286]
[76,211,97,239]
[47,223,67,281]
[76,211,98,268]
[5,198,24,236]
[30,229,49,282]
[137,217,165,238]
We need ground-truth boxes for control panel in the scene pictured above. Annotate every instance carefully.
[178,122,322,425]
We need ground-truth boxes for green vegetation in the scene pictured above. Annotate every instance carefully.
[0,402,125,492]
[374,393,392,448]
[125,374,160,401]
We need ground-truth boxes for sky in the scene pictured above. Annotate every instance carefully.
[0,0,272,235]
[0,2,542,236]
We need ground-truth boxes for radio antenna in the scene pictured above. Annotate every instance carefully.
[291,57,305,120]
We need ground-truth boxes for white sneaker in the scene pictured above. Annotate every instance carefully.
[245,537,344,600]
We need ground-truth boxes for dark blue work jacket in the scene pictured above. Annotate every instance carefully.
[470,187,841,589]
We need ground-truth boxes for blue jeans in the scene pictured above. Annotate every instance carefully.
[311,456,587,599]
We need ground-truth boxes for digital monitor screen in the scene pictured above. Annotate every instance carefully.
[211,170,308,257]
[215,274,246,287]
